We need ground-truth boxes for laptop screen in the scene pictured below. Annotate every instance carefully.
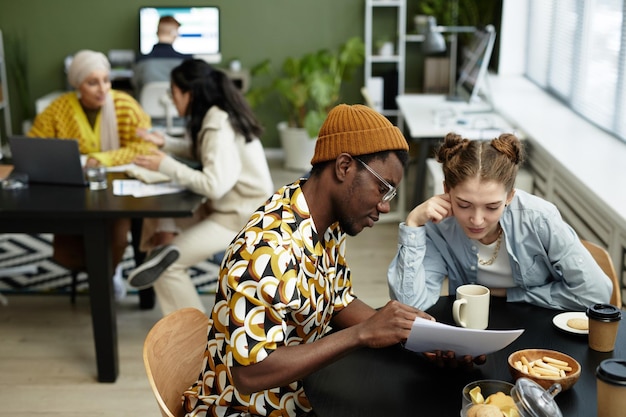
[8,137,88,186]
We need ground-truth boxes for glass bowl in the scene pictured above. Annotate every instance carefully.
[461,379,515,409]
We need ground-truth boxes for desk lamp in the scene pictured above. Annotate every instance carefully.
[422,15,475,101]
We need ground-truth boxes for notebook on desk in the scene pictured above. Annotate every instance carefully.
[8,136,88,186]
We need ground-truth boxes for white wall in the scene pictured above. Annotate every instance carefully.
[498,0,528,75]
[492,0,626,296]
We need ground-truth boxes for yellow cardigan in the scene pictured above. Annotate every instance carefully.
[28,90,156,166]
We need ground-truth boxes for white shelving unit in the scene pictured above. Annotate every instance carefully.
[364,0,411,222]
[364,0,428,120]
[0,29,12,159]
[364,0,406,123]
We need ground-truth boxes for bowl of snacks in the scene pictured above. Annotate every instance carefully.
[507,348,581,391]
[461,377,565,417]
[460,380,516,417]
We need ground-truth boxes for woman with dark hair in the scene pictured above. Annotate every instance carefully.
[388,132,612,312]
[128,58,274,316]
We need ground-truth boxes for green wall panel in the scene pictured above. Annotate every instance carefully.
[0,0,365,148]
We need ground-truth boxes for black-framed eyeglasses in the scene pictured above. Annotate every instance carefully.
[356,158,397,203]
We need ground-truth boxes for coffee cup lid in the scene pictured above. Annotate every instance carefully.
[596,359,626,386]
[586,303,622,322]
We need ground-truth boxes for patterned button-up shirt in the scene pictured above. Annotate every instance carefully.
[184,180,356,417]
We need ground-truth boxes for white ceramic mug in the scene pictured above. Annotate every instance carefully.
[452,284,490,330]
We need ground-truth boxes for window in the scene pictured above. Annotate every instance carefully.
[525,0,626,143]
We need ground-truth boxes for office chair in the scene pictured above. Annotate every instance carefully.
[139,81,181,135]
[51,234,88,304]
[581,239,622,309]
[52,219,155,309]
[143,307,208,417]
[139,81,177,119]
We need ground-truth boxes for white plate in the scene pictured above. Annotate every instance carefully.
[552,311,589,335]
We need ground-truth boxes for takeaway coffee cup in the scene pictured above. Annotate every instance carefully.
[452,284,490,330]
[596,359,626,417]
[586,303,622,352]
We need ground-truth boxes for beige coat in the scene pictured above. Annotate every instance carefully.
[141,106,274,251]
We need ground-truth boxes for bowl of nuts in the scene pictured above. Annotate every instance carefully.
[507,348,581,391]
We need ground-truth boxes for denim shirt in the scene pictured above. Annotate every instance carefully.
[388,190,612,311]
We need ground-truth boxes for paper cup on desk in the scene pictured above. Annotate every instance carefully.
[453,284,490,330]
[596,359,626,417]
[586,303,622,352]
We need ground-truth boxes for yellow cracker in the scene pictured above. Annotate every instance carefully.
[566,317,589,330]
[543,356,569,367]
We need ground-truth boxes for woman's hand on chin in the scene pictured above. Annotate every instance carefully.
[405,193,453,227]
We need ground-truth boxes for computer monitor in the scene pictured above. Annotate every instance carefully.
[454,24,496,111]
[139,6,221,64]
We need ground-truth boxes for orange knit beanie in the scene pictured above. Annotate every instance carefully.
[311,104,409,165]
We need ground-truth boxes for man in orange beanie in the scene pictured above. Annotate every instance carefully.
[181,104,470,417]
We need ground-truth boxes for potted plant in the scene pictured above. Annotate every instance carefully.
[3,32,34,136]
[374,35,395,56]
[249,36,365,171]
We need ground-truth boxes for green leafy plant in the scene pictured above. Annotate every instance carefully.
[417,0,497,28]
[248,36,364,138]
[416,0,498,60]
[4,32,34,122]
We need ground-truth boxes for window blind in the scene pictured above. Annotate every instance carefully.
[525,0,625,143]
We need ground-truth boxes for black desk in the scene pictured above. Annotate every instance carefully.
[304,297,625,416]
[0,173,205,382]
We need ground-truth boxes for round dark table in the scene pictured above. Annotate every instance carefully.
[304,296,625,416]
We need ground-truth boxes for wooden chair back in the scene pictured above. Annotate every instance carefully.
[143,307,208,417]
[581,239,622,309]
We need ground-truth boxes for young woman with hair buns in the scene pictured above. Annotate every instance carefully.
[388,132,612,312]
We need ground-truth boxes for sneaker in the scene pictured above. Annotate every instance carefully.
[128,245,180,290]
[112,263,127,301]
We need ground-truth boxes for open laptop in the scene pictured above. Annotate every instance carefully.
[8,136,88,186]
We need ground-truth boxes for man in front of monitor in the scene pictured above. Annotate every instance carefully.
[142,15,190,60]
[133,16,191,95]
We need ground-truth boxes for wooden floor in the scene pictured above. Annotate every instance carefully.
[0,159,401,416]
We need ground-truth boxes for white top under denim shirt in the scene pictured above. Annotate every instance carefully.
[387,190,612,312]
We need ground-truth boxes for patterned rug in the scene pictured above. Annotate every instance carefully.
[0,234,219,296]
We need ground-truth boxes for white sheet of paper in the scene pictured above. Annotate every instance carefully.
[405,317,524,357]
[112,179,185,198]
[113,179,141,196]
